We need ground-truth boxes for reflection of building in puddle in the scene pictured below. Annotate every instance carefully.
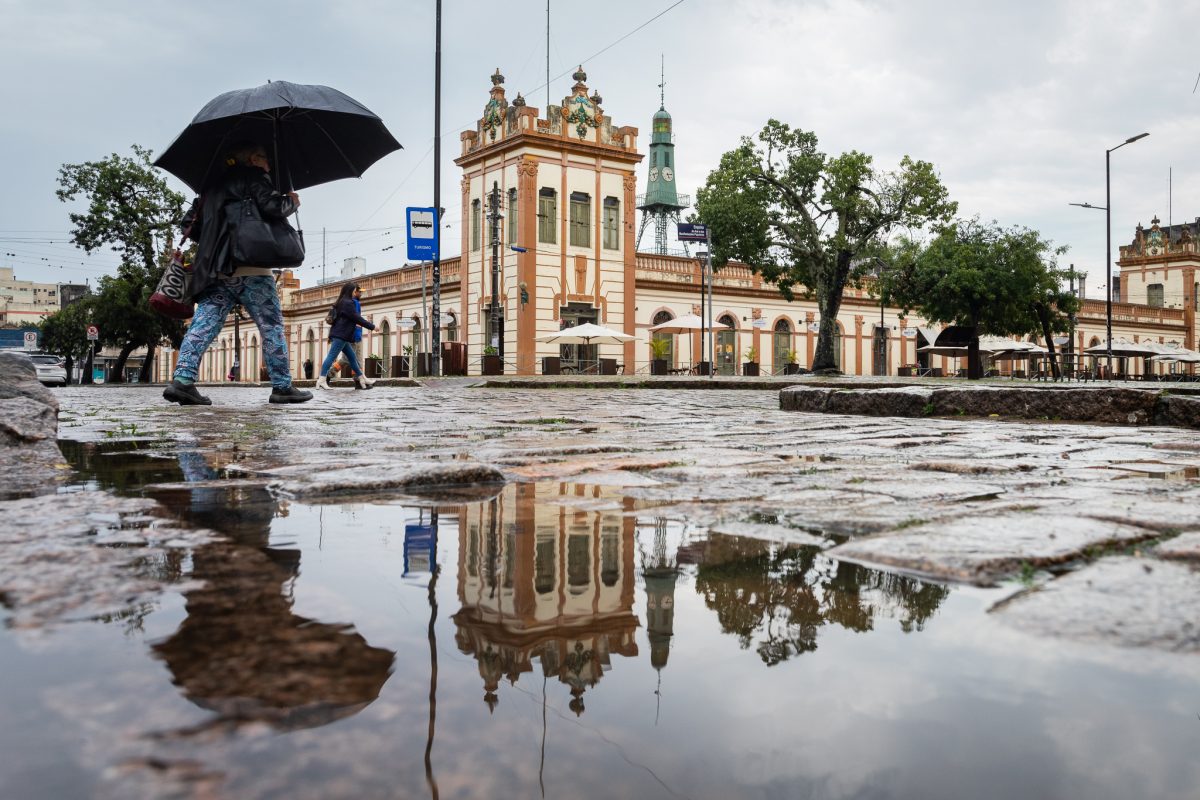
[452,483,638,715]
[689,534,950,665]
[150,453,395,732]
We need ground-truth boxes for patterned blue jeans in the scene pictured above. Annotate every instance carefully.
[173,275,293,389]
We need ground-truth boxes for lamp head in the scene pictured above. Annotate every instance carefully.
[1125,132,1150,144]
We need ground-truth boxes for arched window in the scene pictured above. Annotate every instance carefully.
[306,329,315,365]
[773,318,793,371]
[538,188,557,244]
[410,316,421,354]
[602,197,620,250]
[651,310,675,366]
[507,188,519,244]
[717,314,737,375]
[445,312,458,342]
[470,199,481,251]
[832,324,843,370]
[379,319,391,363]
[569,192,591,247]
[249,336,259,380]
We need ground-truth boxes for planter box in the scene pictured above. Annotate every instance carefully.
[365,359,383,378]
[650,359,668,376]
[482,354,503,376]
[742,362,760,377]
[339,362,354,379]
[414,352,433,377]
[693,361,712,376]
[259,366,269,382]
[783,363,801,375]
[542,356,561,375]
[391,355,409,377]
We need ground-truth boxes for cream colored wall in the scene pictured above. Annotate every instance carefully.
[1122,263,1192,309]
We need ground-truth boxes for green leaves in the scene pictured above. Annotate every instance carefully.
[696,120,953,371]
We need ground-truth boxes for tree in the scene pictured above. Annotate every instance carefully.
[695,120,955,373]
[39,296,95,382]
[56,145,185,382]
[884,219,1079,378]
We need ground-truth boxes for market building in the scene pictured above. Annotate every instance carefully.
[154,69,1197,382]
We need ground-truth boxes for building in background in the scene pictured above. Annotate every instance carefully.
[156,69,1195,381]
[0,267,62,325]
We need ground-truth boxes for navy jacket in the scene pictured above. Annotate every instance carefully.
[329,296,375,342]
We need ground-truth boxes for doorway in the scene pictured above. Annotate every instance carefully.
[717,315,737,375]
[559,302,597,371]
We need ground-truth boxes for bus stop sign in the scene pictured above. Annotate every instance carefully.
[406,207,439,261]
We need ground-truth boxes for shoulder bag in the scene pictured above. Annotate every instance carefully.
[228,191,305,269]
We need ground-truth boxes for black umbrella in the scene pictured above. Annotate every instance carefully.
[154,80,402,193]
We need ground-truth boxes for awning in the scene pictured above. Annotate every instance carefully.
[916,327,941,347]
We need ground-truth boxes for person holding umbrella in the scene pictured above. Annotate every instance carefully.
[163,142,312,405]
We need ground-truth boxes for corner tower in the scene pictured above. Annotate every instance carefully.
[455,67,642,375]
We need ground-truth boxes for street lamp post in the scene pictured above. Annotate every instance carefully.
[1070,131,1148,380]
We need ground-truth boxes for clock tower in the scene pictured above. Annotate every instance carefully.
[636,76,690,254]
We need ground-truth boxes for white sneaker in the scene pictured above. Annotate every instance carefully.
[315,375,331,390]
[354,374,375,390]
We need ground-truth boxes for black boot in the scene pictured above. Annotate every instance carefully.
[163,380,212,406]
[269,385,313,404]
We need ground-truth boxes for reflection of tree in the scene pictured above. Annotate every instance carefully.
[694,535,950,666]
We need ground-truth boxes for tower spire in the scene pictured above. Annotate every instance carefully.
[659,54,665,108]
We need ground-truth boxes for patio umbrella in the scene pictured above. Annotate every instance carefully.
[154,80,402,193]
[1084,339,1159,357]
[649,313,710,369]
[534,322,636,345]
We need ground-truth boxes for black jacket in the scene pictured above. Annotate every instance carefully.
[329,296,375,342]
[182,165,297,289]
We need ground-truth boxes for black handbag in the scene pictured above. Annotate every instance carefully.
[228,194,305,269]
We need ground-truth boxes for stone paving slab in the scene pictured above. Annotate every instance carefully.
[992,557,1200,652]
[827,513,1160,585]
[1154,531,1200,560]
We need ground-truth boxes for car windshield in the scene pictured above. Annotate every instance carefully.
[31,355,61,365]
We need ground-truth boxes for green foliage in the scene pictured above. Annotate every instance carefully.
[785,349,798,364]
[883,218,1079,377]
[696,120,955,372]
[648,336,672,359]
[39,297,94,366]
[56,145,186,380]
[482,345,498,356]
[744,346,759,362]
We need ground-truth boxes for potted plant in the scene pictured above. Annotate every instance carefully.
[365,353,383,378]
[783,349,801,375]
[742,346,760,377]
[481,344,503,376]
[393,345,412,377]
[648,337,671,375]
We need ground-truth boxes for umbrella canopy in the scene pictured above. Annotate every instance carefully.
[155,81,402,193]
[1149,349,1200,363]
[649,313,709,333]
[534,322,636,345]
[916,344,967,357]
[1084,339,1160,357]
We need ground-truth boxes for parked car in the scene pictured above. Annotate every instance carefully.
[29,354,67,386]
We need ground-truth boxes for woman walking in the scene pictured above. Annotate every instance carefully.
[163,141,311,405]
[316,283,376,390]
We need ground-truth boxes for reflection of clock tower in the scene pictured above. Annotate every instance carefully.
[636,81,691,254]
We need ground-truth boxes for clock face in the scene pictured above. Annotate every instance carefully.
[662,167,674,182]
[648,167,660,182]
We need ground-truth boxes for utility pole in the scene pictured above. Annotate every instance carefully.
[1068,264,1077,363]
[322,227,326,284]
[430,0,442,378]
[488,181,504,363]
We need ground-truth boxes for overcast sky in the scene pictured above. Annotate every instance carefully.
[3,0,1199,296]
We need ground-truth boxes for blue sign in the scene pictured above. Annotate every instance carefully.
[677,222,708,242]
[406,207,439,261]
[403,524,437,576]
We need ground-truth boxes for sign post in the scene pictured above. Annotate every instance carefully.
[407,207,440,376]
[86,325,99,341]
[23,331,38,351]
[677,223,713,377]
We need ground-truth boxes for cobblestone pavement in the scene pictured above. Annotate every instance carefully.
[42,382,1200,649]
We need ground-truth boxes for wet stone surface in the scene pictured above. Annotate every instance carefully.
[0,383,1197,798]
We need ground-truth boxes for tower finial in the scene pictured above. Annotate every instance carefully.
[659,54,665,109]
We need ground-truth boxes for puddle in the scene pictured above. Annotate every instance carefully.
[0,445,1197,798]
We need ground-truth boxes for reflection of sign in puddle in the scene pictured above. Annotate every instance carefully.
[1107,462,1200,481]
